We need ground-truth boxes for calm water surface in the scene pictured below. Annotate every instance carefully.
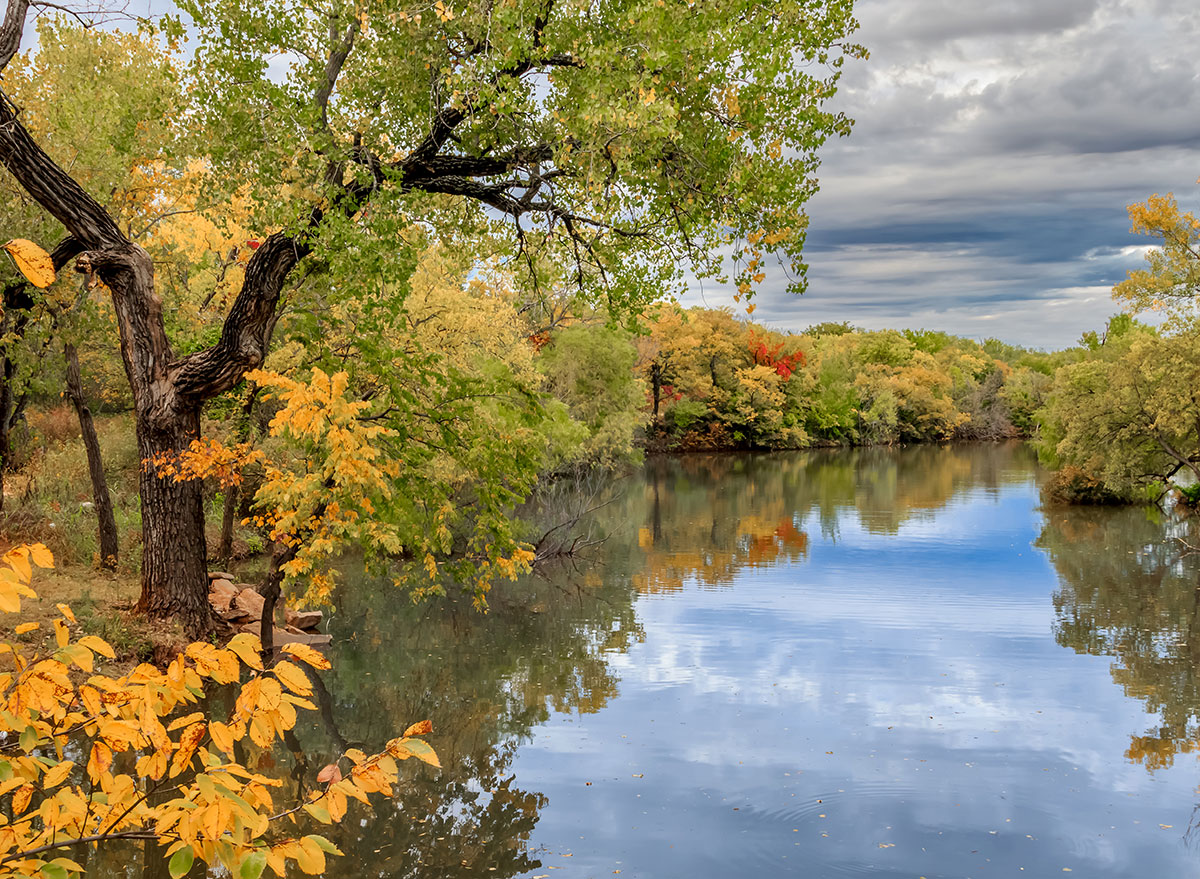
[189,445,1200,876]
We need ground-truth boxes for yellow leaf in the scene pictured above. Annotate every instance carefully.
[327,787,347,822]
[14,622,38,634]
[295,836,326,873]
[227,632,264,670]
[87,741,112,782]
[2,239,55,288]
[54,618,69,648]
[387,736,441,768]
[42,760,74,789]
[78,635,115,659]
[272,660,311,695]
[28,543,53,568]
[208,721,235,755]
[56,603,75,623]
[281,642,331,670]
[167,712,206,732]
[170,722,207,777]
[4,547,31,582]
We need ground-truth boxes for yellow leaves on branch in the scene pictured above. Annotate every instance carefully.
[0,543,52,612]
[0,548,438,879]
[143,437,265,488]
[2,239,55,288]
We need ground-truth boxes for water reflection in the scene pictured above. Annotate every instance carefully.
[84,442,1200,877]
[278,565,643,878]
[624,443,1033,593]
[1039,505,1200,771]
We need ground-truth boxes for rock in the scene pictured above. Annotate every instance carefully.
[232,587,266,621]
[208,571,236,582]
[277,629,332,647]
[208,578,239,612]
[237,623,332,648]
[285,608,324,630]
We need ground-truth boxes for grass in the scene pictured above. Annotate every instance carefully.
[0,406,267,666]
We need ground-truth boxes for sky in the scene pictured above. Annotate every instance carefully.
[62,0,1200,350]
[679,0,1200,350]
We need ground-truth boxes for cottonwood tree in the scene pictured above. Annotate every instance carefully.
[0,0,863,634]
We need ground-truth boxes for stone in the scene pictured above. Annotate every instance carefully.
[208,571,236,582]
[237,623,331,647]
[284,608,323,630]
[208,579,238,614]
[276,629,332,647]
[232,587,266,621]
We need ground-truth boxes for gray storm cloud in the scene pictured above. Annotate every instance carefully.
[683,0,1200,349]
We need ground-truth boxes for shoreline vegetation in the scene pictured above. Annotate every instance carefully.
[0,306,1180,662]
[2,296,1193,643]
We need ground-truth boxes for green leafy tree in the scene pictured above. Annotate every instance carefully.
[1037,323,1200,497]
[0,0,863,634]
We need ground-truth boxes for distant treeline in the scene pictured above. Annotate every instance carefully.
[539,304,1200,505]
[537,303,1078,463]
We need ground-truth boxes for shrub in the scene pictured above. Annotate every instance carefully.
[1044,467,1129,505]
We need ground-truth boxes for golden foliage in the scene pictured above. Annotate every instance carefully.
[0,547,437,878]
[1,239,55,289]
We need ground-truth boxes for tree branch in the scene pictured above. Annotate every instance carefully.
[315,18,356,131]
[0,0,29,71]
[0,93,127,249]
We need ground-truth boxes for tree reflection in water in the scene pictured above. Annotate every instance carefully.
[91,442,1045,877]
[1039,504,1200,771]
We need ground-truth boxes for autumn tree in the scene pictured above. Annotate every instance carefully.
[1034,186,1200,500]
[0,0,862,634]
[1113,189,1200,324]
[0,545,439,878]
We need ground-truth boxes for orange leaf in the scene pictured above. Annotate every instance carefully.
[402,719,433,737]
[3,239,55,288]
[316,763,342,784]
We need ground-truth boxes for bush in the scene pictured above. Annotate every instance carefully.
[1044,467,1129,505]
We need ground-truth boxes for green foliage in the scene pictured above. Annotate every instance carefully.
[1035,323,1200,499]
[538,324,645,469]
[173,0,865,310]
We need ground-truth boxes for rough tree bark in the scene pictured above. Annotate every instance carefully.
[63,342,119,569]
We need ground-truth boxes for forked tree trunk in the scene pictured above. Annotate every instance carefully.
[0,0,560,636]
[64,342,119,569]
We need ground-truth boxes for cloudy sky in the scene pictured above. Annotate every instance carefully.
[681,0,1200,349]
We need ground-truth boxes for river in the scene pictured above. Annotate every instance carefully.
[111,442,1200,877]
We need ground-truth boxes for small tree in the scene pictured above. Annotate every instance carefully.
[0,543,438,878]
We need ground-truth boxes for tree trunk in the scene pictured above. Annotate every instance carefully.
[651,363,662,420]
[218,484,239,567]
[64,343,119,569]
[134,405,213,634]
